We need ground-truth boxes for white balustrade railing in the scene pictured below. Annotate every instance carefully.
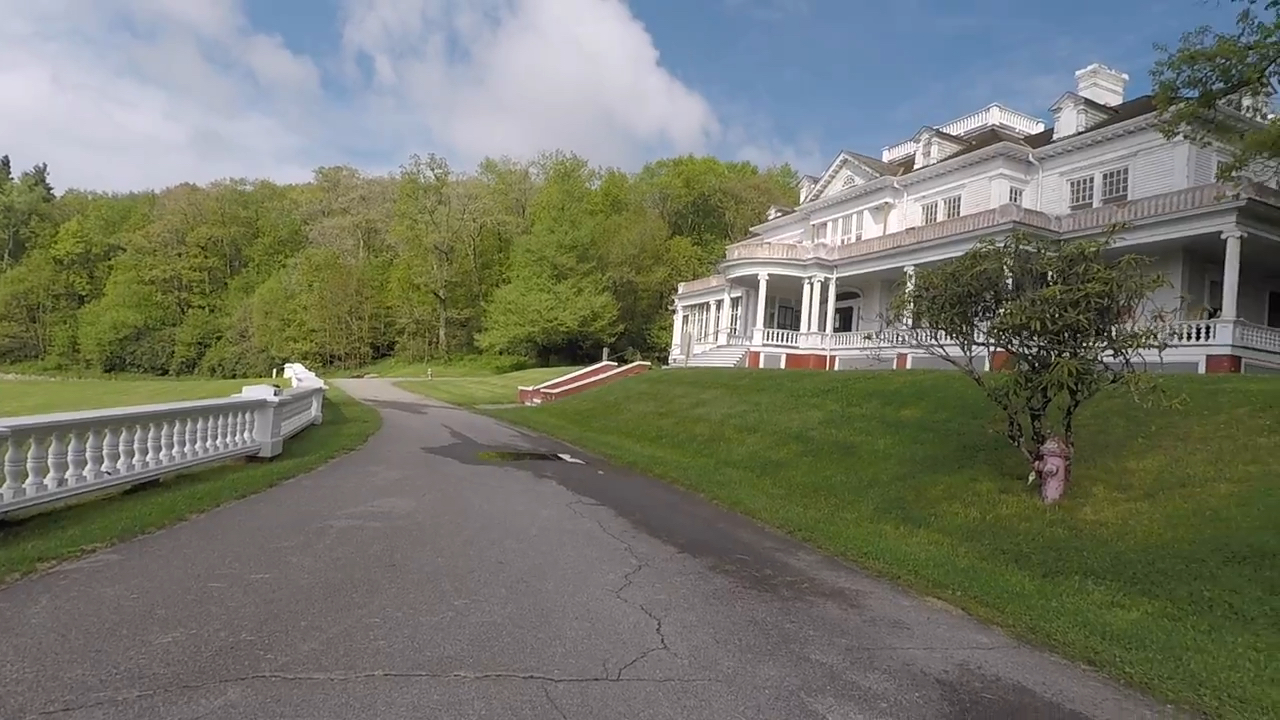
[0,363,327,517]
[1233,320,1280,352]
[761,328,800,347]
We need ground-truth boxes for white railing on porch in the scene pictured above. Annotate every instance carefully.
[761,328,801,347]
[749,321,1280,355]
[0,363,327,517]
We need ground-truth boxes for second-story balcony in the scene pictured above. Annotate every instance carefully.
[723,183,1279,265]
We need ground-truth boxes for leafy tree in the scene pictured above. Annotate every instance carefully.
[887,231,1174,503]
[1151,0,1280,181]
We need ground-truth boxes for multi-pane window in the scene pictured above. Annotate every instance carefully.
[814,222,828,242]
[942,195,961,219]
[836,213,853,243]
[920,201,938,225]
[1068,175,1095,211]
[729,296,741,333]
[1100,167,1129,204]
[854,211,864,241]
[1008,186,1024,206]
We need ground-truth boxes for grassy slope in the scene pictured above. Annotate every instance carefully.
[489,369,1279,720]
[0,383,381,583]
[0,377,264,416]
[398,366,582,406]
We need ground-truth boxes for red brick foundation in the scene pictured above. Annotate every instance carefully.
[784,353,827,370]
[989,350,1014,371]
[894,353,910,370]
[1204,354,1243,374]
[746,351,761,368]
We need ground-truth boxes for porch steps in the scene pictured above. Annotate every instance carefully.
[682,346,749,368]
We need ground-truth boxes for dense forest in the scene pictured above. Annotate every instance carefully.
[0,152,796,377]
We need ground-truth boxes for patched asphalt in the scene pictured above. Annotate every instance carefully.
[0,379,1192,719]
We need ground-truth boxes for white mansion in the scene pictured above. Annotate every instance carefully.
[669,63,1280,374]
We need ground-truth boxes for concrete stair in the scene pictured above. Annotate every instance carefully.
[681,346,749,368]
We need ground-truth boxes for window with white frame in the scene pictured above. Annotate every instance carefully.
[920,201,938,225]
[942,194,961,220]
[1100,167,1129,204]
[1008,186,1024,206]
[1068,175,1095,211]
[854,211,864,241]
[729,296,741,333]
[814,222,828,242]
[835,213,853,243]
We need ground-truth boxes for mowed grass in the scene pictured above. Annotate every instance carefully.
[0,377,264,416]
[398,366,581,406]
[489,370,1279,720]
[0,382,381,583]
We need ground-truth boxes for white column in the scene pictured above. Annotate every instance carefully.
[810,278,824,332]
[800,278,813,333]
[721,288,732,342]
[1221,230,1243,320]
[670,303,682,350]
[903,265,917,327]
[752,273,769,344]
[825,276,838,334]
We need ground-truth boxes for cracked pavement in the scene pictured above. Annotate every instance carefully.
[0,379,1191,719]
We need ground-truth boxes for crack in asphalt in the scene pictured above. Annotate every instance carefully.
[565,499,674,681]
[31,671,716,717]
[542,685,569,720]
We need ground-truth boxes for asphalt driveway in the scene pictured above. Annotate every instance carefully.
[0,379,1188,719]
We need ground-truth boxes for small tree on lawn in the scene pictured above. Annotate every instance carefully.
[886,230,1174,503]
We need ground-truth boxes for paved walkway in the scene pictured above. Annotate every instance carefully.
[0,379,1187,719]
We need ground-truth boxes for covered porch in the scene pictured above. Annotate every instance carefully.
[671,228,1280,372]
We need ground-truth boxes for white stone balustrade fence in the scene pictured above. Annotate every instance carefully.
[0,363,327,517]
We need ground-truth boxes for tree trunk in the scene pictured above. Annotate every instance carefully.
[1033,436,1073,504]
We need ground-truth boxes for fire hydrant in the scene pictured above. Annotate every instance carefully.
[1034,437,1072,504]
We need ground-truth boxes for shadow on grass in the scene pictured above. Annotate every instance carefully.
[0,391,382,584]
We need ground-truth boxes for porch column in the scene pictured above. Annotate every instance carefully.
[1221,230,1243,319]
[752,273,769,344]
[670,302,682,350]
[903,265,917,327]
[825,276,838,334]
[810,277,825,332]
[721,287,733,342]
[800,278,813,333]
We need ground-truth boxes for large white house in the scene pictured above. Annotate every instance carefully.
[668,63,1280,374]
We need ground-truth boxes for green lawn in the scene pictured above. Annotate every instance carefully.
[0,385,381,583]
[489,370,1279,720]
[0,377,267,416]
[398,366,581,406]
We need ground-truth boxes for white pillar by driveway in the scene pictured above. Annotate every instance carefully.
[752,273,769,344]
[800,278,813,333]
[1221,230,1243,319]
[810,277,824,332]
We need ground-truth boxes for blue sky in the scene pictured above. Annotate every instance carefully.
[0,0,1245,190]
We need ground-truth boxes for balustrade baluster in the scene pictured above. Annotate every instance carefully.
[3,437,25,500]
[160,420,174,464]
[146,422,161,468]
[66,430,87,486]
[85,428,104,482]
[195,416,209,456]
[133,423,148,470]
[25,435,48,495]
[185,416,198,458]
[117,425,135,474]
[103,427,120,476]
[216,413,228,451]
[46,432,68,491]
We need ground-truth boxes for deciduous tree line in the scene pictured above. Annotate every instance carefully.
[0,152,796,376]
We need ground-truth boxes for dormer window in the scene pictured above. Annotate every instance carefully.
[921,142,934,164]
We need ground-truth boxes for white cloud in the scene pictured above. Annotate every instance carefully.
[0,0,732,192]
